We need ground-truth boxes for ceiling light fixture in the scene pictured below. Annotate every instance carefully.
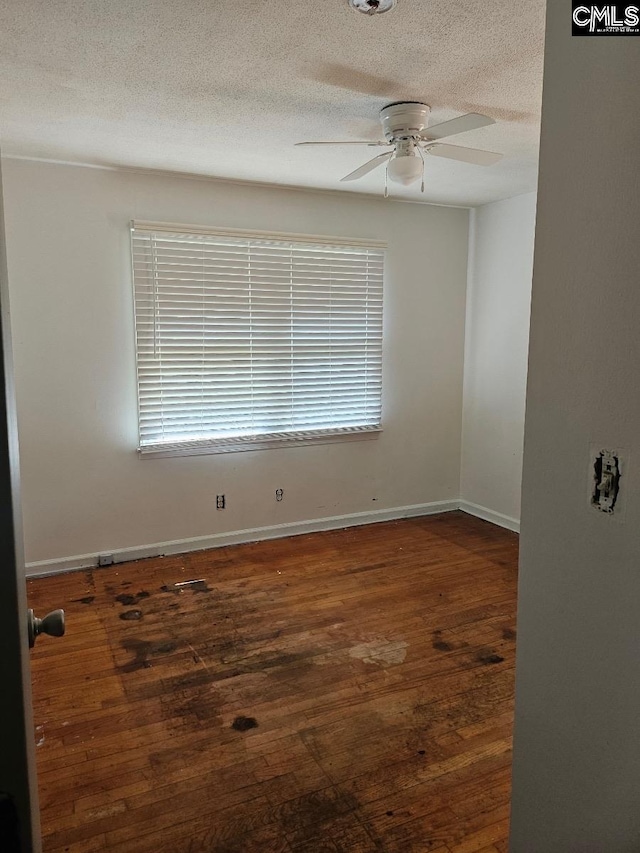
[387,152,422,186]
[296,103,501,198]
[385,138,423,188]
[349,0,397,15]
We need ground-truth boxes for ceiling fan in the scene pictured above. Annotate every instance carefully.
[295,102,502,194]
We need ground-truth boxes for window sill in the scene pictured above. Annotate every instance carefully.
[138,427,382,459]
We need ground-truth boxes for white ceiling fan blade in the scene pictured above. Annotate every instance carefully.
[295,140,388,147]
[426,143,502,166]
[340,152,393,182]
[421,113,495,141]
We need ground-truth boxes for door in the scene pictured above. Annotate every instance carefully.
[0,154,41,851]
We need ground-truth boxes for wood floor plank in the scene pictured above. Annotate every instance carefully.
[29,511,517,852]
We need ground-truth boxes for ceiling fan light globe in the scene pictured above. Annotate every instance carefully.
[387,155,422,186]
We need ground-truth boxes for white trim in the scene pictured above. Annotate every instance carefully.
[458,500,520,533]
[24,499,460,577]
[132,220,387,249]
[25,499,521,578]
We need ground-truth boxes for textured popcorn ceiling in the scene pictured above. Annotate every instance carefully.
[0,0,546,206]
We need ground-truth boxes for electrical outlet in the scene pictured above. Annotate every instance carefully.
[216,494,226,510]
[275,489,284,502]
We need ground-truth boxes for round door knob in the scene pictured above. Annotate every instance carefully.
[28,609,65,648]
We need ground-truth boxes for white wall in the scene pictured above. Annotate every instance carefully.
[1,159,469,569]
[460,193,536,529]
[510,5,640,851]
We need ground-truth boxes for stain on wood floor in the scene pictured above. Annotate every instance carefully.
[27,511,518,853]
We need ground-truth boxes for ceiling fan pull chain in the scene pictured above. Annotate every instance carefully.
[384,165,389,198]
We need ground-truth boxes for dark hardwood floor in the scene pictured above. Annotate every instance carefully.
[27,511,518,853]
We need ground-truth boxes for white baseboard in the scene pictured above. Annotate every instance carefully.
[25,499,460,578]
[458,500,520,533]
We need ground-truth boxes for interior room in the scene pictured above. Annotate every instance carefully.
[1,1,543,851]
[7,1,640,852]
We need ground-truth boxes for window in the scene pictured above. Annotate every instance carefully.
[131,222,384,456]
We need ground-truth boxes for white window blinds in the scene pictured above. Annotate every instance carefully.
[131,222,384,455]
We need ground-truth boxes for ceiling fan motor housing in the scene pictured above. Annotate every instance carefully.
[380,102,431,142]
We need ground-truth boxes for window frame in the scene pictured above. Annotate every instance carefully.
[130,220,385,458]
